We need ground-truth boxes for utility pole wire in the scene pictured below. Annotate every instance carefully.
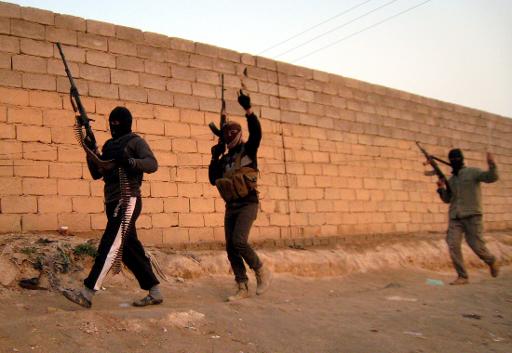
[257,0,375,55]
[273,0,400,59]
[291,0,434,63]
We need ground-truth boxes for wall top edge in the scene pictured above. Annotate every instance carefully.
[0,0,509,121]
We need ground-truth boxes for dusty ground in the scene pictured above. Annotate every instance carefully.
[0,232,511,353]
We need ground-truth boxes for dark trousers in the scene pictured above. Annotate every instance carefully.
[446,215,496,279]
[225,202,262,284]
[84,197,159,291]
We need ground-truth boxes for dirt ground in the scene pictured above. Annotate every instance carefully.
[0,233,511,353]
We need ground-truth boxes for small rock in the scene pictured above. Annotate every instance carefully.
[462,313,482,320]
[384,282,402,289]
[165,310,205,328]
[403,331,426,339]
[0,258,18,286]
[386,296,418,302]
[47,306,60,313]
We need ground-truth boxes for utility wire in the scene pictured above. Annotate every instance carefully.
[257,0,375,55]
[273,0,400,59]
[292,0,434,63]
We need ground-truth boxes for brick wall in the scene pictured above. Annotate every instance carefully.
[0,1,511,245]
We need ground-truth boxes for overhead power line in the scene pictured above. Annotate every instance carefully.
[257,0,375,56]
[274,0,401,59]
[291,0,434,63]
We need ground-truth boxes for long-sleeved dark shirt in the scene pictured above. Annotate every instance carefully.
[87,132,158,203]
[437,164,498,219]
[209,112,261,204]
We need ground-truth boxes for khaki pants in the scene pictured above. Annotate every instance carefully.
[446,215,496,279]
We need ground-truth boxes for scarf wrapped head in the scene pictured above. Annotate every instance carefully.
[222,121,242,149]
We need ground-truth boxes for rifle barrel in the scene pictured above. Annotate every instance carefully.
[56,43,77,88]
[56,42,90,120]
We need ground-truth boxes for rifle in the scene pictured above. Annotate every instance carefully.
[56,43,96,149]
[56,42,114,170]
[208,74,226,139]
[416,141,452,194]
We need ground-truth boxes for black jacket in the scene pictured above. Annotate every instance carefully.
[87,133,158,203]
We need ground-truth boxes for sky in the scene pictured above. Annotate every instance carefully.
[7,0,512,118]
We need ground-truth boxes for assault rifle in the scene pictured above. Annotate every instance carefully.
[208,74,226,140]
[56,42,96,150]
[57,42,114,170]
[416,141,452,194]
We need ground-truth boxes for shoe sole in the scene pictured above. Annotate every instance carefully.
[132,299,163,307]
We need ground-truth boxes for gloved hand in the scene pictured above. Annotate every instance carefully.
[83,135,97,152]
[114,148,135,169]
[211,141,225,159]
[118,157,136,170]
[237,90,251,110]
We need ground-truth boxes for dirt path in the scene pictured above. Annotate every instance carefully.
[1,266,510,353]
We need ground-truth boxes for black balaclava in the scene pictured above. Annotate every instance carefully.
[448,148,464,176]
[109,106,132,139]
[222,121,242,149]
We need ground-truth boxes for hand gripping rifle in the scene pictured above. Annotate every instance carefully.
[56,42,114,170]
[208,74,226,140]
[416,141,452,194]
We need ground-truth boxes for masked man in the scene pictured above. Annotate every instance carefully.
[63,106,163,308]
[209,91,272,301]
[437,149,499,285]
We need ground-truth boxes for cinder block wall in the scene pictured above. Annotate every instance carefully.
[0,2,511,245]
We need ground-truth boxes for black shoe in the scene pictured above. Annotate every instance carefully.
[132,295,163,307]
[62,289,92,308]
